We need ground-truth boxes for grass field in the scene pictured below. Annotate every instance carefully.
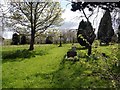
[2,43,120,88]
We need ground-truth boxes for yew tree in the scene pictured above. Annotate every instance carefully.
[98,10,114,45]
[71,1,120,55]
[20,35,27,45]
[12,33,20,45]
[77,20,96,55]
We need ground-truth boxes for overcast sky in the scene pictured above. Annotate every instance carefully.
[60,0,104,31]
[60,0,80,29]
[1,0,104,39]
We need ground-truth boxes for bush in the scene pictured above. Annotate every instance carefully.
[12,33,20,45]
[20,35,27,44]
[45,36,53,44]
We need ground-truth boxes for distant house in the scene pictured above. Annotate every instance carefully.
[0,36,4,45]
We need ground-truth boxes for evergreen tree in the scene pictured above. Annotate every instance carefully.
[77,20,96,55]
[45,36,53,44]
[20,35,26,45]
[98,10,114,45]
[12,33,20,45]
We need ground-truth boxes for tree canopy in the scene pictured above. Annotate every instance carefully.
[71,2,120,12]
[71,1,120,23]
[12,33,20,45]
[77,20,96,55]
[71,1,120,55]
[9,0,63,50]
[98,10,114,45]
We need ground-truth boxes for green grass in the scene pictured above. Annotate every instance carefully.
[2,43,120,88]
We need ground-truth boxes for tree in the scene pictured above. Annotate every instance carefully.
[35,32,47,44]
[12,33,20,45]
[58,33,62,47]
[117,25,120,43]
[0,4,11,31]
[71,2,120,12]
[98,10,114,45]
[10,0,63,50]
[77,20,96,55]
[45,36,53,44]
[71,1,120,55]
[20,35,26,45]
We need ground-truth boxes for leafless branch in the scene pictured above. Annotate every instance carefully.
[81,8,89,22]
[36,12,59,33]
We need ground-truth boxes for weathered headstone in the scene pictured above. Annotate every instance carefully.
[67,45,77,58]
[67,51,77,58]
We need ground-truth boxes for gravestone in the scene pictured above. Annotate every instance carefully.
[67,45,77,58]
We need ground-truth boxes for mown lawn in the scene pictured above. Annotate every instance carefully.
[2,43,120,88]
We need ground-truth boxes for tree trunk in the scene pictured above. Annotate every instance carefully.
[88,45,92,56]
[59,36,62,47]
[118,34,120,43]
[29,30,35,50]
[29,2,35,51]
[59,40,62,47]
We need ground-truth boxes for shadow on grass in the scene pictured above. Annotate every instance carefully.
[14,51,119,88]
[76,47,87,50]
[2,49,47,63]
[3,46,118,88]
[24,55,96,88]
[49,53,119,88]
[49,52,108,88]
